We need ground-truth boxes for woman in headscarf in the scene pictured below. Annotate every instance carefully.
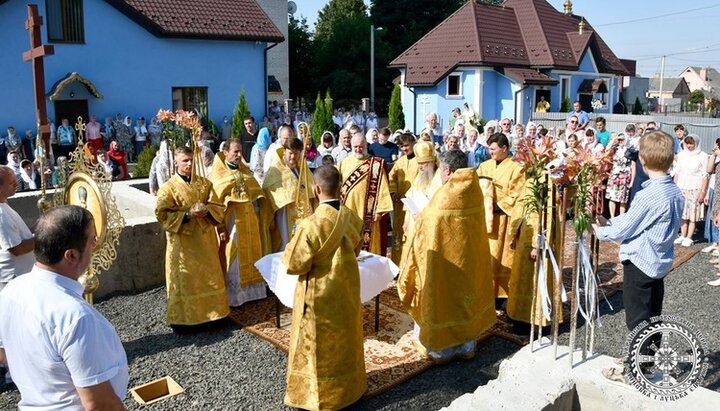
[674,134,709,247]
[16,159,40,192]
[304,136,321,169]
[148,117,162,146]
[115,116,136,162]
[317,131,335,158]
[525,122,538,139]
[249,127,271,184]
[107,140,128,180]
[365,128,378,144]
[149,139,173,195]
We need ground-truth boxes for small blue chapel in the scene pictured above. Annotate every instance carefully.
[389,0,630,131]
[0,0,284,133]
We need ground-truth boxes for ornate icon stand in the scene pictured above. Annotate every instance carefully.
[43,116,125,303]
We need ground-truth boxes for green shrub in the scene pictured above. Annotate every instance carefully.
[133,145,158,178]
[388,84,405,131]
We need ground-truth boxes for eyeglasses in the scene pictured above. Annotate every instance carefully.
[569,120,577,124]
[501,122,510,126]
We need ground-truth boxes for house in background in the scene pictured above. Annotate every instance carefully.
[0,0,283,135]
[679,66,720,106]
[388,0,629,132]
[647,77,690,113]
[620,59,649,113]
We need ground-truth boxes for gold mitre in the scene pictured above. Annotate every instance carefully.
[414,141,435,163]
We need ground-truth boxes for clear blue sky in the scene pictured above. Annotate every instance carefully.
[293,0,720,77]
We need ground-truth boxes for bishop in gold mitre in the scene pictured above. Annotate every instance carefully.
[155,146,229,329]
[282,165,366,410]
[337,132,393,255]
[211,138,273,307]
[262,137,316,251]
[477,133,525,302]
[399,150,496,362]
[387,132,418,265]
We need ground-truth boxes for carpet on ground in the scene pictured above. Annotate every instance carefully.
[229,223,700,396]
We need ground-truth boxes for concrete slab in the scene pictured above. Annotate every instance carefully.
[442,338,719,411]
[9,179,166,298]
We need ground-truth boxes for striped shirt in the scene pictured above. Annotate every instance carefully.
[596,175,684,279]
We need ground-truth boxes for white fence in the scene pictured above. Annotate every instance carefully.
[529,113,720,150]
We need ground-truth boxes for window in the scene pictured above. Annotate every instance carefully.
[560,76,571,101]
[172,87,209,121]
[46,0,85,43]
[447,74,461,97]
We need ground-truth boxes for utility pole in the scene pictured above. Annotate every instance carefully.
[370,25,375,113]
[658,55,666,113]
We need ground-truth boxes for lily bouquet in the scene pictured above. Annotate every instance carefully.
[513,135,557,217]
[550,146,613,236]
[156,109,202,150]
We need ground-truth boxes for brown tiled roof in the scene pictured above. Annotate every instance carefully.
[104,0,284,42]
[620,59,637,77]
[504,68,558,86]
[390,0,628,86]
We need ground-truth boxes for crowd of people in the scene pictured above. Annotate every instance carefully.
[0,97,716,409]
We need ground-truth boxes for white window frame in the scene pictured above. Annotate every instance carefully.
[446,72,463,99]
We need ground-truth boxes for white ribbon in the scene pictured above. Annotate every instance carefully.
[574,235,614,326]
[536,232,568,321]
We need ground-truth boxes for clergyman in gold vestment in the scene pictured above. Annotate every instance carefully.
[155,147,229,328]
[211,138,273,307]
[388,133,418,265]
[262,137,315,251]
[477,133,525,300]
[399,150,496,362]
[282,165,366,411]
[337,133,392,255]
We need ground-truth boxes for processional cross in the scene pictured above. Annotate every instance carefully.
[22,4,54,159]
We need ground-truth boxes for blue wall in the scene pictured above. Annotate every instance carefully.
[0,1,268,133]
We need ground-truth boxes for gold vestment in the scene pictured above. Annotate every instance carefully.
[211,154,273,303]
[282,204,366,411]
[262,148,316,251]
[477,157,525,298]
[337,156,393,255]
[388,155,418,265]
[398,169,497,351]
[155,174,230,325]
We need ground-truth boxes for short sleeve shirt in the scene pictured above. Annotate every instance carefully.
[0,203,34,282]
[0,267,128,410]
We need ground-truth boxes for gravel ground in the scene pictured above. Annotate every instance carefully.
[0,249,717,410]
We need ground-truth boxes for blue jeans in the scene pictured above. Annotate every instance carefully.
[705,189,719,243]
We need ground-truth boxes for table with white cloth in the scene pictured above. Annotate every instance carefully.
[254,250,399,331]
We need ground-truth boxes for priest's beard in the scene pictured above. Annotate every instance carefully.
[354,151,368,160]
[417,167,435,191]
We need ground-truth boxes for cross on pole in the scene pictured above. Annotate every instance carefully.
[23,4,54,160]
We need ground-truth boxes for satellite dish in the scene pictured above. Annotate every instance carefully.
[288,1,297,15]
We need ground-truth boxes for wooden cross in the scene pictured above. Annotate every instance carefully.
[22,5,54,159]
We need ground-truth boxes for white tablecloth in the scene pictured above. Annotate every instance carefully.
[254,251,399,308]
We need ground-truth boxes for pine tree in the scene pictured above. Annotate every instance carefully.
[560,97,572,113]
[633,97,644,115]
[312,92,327,144]
[618,92,628,114]
[388,84,404,131]
[231,88,250,138]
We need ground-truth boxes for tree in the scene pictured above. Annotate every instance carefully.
[313,0,372,101]
[388,84,404,131]
[560,97,572,112]
[288,15,315,100]
[617,92,628,114]
[688,90,705,111]
[231,88,250,138]
[632,96,644,115]
[311,92,333,144]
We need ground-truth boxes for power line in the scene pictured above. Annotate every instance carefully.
[593,3,720,27]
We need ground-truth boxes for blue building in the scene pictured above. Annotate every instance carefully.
[389,0,629,132]
[0,0,283,134]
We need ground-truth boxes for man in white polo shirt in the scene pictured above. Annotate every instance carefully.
[0,205,128,410]
[0,165,34,292]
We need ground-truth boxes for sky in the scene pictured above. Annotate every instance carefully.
[292,0,720,78]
